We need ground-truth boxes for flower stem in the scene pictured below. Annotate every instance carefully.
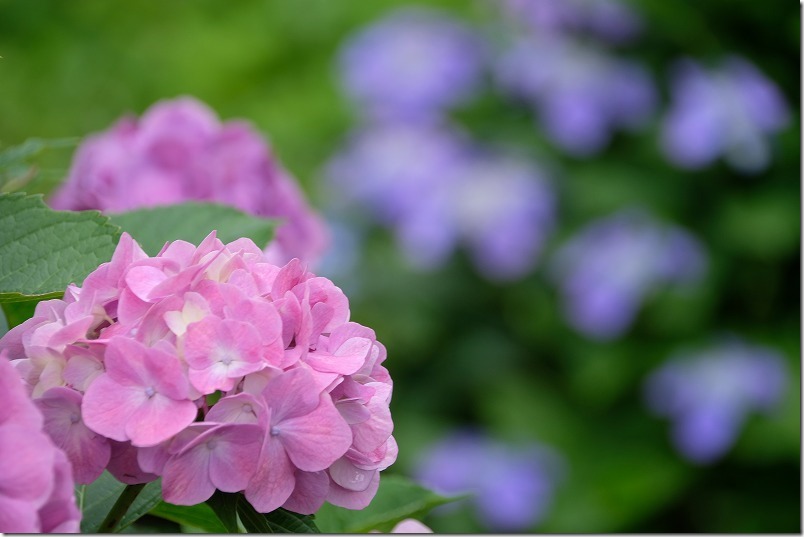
[97,483,146,533]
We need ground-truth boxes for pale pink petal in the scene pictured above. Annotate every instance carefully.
[206,393,266,426]
[390,519,433,533]
[281,470,329,515]
[329,457,377,492]
[62,348,104,392]
[326,471,380,510]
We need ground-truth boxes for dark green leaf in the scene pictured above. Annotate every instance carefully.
[0,193,121,302]
[77,471,128,533]
[205,490,241,533]
[109,202,278,256]
[149,502,229,533]
[237,501,320,534]
[116,480,164,532]
[313,475,456,533]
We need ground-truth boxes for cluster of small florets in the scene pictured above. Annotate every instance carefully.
[0,353,80,533]
[0,232,395,514]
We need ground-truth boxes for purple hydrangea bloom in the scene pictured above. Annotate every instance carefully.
[495,36,656,156]
[549,208,707,340]
[414,431,563,531]
[498,0,643,43]
[326,122,555,280]
[338,7,484,121]
[660,56,789,173]
[644,339,788,463]
[50,97,328,266]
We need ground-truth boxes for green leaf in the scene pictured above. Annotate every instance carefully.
[313,475,456,533]
[237,501,319,534]
[108,202,278,256]
[0,193,121,302]
[116,480,164,532]
[205,490,242,533]
[0,299,38,330]
[149,502,229,533]
[0,138,79,193]
[77,471,130,533]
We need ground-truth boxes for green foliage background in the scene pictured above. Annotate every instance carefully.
[0,0,799,532]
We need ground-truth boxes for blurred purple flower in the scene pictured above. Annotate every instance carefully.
[326,122,555,280]
[549,208,706,340]
[338,7,484,121]
[498,0,643,43]
[660,56,789,173]
[414,431,563,531]
[644,339,788,463]
[50,96,328,266]
[495,36,656,156]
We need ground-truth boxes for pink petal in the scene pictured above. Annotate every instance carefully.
[279,394,352,472]
[207,424,264,493]
[0,351,43,428]
[125,265,168,301]
[390,519,433,533]
[244,437,295,513]
[0,497,41,533]
[329,457,377,492]
[106,440,159,485]
[38,449,81,533]
[82,376,143,441]
[0,425,55,505]
[326,471,380,510]
[206,393,266,426]
[162,444,215,505]
[281,470,329,515]
[37,387,111,484]
[262,368,322,422]
[126,394,198,447]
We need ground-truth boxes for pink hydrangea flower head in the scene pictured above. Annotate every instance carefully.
[0,230,394,515]
[50,96,328,266]
[0,352,80,533]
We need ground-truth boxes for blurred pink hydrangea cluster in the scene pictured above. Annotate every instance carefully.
[0,353,80,533]
[0,232,395,514]
[49,97,327,267]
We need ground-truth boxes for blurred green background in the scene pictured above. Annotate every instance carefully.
[0,0,799,532]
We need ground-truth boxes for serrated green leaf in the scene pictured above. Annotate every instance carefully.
[0,193,121,302]
[149,502,229,534]
[108,202,278,256]
[313,475,456,533]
